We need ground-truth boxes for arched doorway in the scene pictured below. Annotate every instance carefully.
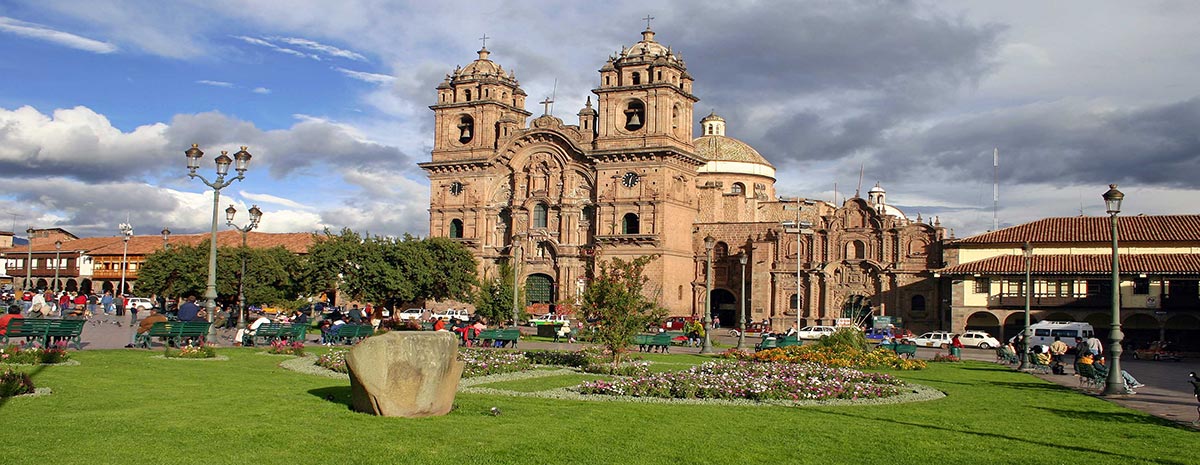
[1002,312,1026,342]
[965,311,1001,338]
[841,295,873,326]
[1165,314,1200,351]
[35,278,48,291]
[80,279,92,294]
[709,289,736,328]
[102,281,114,293]
[1122,313,1160,350]
[65,279,78,293]
[525,273,555,307]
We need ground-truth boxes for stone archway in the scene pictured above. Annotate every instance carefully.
[841,294,873,326]
[966,311,1001,339]
[1122,313,1160,350]
[1164,314,1200,351]
[1002,312,1026,342]
[709,288,736,328]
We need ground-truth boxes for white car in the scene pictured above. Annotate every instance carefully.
[528,314,570,326]
[796,325,836,339]
[397,308,427,321]
[913,331,954,348]
[125,297,155,311]
[959,331,1000,349]
[432,309,471,322]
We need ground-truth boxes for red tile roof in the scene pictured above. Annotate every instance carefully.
[954,215,1200,244]
[940,253,1200,275]
[0,230,315,256]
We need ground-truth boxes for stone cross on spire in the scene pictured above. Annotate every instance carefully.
[479,33,490,49]
[643,14,654,29]
[540,97,554,116]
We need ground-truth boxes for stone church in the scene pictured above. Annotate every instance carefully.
[420,26,947,331]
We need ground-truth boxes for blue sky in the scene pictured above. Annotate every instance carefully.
[2,0,1199,239]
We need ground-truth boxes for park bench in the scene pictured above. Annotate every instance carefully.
[136,321,212,349]
[285,323,308,342]
[634,333,674,352]
[1,318,86,350]
[421,322,435,331]
[333,324,375,344]
[247,323,288,346]
[755,335,800,351]
[478,328,520,348]
[885,343,917,359]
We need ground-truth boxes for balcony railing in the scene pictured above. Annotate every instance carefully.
[994,294,1106,308]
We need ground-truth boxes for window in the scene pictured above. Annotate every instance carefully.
[1003,279,1026,297]
[464,89,471,101]
[622,213,639,234]
[533,203,548,228]
[1086,279,1110,298]
[1043,280,1074,297]
[657,70,662,81]
[1035,329,1051,337]
[1133,278,1150,295]
[1051,329,1078,338]
[525,274,553,304]
[731,183,744,195]
[911,295,926,312]
[789,294,798,310]
[457,115,474,143]
[846,240,865,260]
[605,76,611,86]
[632,72,641,85]
[714,242,728,259]
[973,277,990,294]
[449,219,463,239]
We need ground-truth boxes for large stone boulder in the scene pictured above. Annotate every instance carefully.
[346,331,463,417]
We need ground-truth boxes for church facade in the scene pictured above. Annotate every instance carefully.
[420,27,947,331]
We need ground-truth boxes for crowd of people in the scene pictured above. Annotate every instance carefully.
[1,289,137,320]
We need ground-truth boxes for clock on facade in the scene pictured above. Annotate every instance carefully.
[449,181,464,196]
[621,172,639,188]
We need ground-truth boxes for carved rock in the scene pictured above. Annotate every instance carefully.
[346,331,463,417]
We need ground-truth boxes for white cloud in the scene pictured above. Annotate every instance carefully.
[238,191,311,210]
[276,37,367,61]
[196,80,234,88]
[252,87,271,94]
[334,67,395,84]
[233,35,315,60]
[0,16,117,54]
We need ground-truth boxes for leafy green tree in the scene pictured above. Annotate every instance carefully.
[474,262,521,325]
[138,241,305,309]
[580,255,667,364]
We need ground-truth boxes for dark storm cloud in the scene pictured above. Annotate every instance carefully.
[884,97,1200,188]
[663,0,1002,164]
[4,179,180,237]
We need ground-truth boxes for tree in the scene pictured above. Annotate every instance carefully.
[137,241,305,309]
[579,255,667,365]
[473,262,520,324]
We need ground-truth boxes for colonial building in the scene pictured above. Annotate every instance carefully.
[940,215,1200,350]
[421,26,945,330]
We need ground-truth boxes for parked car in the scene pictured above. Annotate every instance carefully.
[125,297,155,311]
[1132,341,1182,361]
[727,322,770,338]
[958,331,1000,349]
[528,314,570,326]
[661,316,695,331]
[913,331,955,348]
[797,325,836,340]
[397,308,427,321]
[432,309,471,322]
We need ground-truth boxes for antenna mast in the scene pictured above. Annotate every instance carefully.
[550,78,557,116]
[992,148,999,231]
[855,163,864,198]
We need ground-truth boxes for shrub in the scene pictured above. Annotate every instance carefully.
[814,328,870,352]
[724,345,926,370]
[523,349,590,367]
[458,349,531,377]
[266,340,305,356]
[0,368,35,397]
[164,343,217,359]
[1,343,71,364]
[315,350,348,373]
[932,354,961,363]
[579,360,905,401]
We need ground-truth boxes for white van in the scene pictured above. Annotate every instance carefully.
[1011,321,1095,347]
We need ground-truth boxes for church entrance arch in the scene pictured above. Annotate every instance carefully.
[965,312,1001,338]
[709,289,736,327]
[841,295,873,326]
[525,273,555,307]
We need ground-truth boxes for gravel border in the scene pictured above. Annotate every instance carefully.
[255,351,311,358]
[150,355,230,361]
[0,359,81,367]
[3,387,53,399]
[279,355,347,379]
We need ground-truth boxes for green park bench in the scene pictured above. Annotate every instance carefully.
[478,328,520,348]
[755,335,801,351]
[1,318,85,350]
[333,324,375,344]
[285,323,308,342]
[880,343,917,359]
[633,332,674,353]
[137,321,212,349]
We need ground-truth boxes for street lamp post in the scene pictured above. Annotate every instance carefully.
[737,252,748,350]
[1101,184,1126,396]
[1019,241,1033,370]
[118,223,133,301]
[226,204,262,330]
[185,144,252,342]
[24,227,33,293]
[781,217,814,333]
[53,240,62,293]
[701,235,716,354]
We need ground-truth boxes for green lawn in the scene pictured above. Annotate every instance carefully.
[1,348,1195,465]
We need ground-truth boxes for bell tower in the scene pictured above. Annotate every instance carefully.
[593,26,698,152]
[430,43,531,163]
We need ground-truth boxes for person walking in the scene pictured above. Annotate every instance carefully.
[1189,372,1199,425]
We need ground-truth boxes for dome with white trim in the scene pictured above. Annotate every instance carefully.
[694,112,775,179]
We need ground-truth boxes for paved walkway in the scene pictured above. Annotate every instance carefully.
[64,318,1200,428]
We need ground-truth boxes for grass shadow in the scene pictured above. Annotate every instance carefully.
[308,386,353,408]
[1034,406,1193,430]
[0,363,48,410]
[987,380,1078,393]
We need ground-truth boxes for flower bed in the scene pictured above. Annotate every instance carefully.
[265,340,305,356]
[578,360,906,401]
[931,354,961,363]
[724,345,926,370]
[315,350,348,373]
[459,349,531,377]
[0,368,35,397]
[1,343,71,365]
[163,343,218,359]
